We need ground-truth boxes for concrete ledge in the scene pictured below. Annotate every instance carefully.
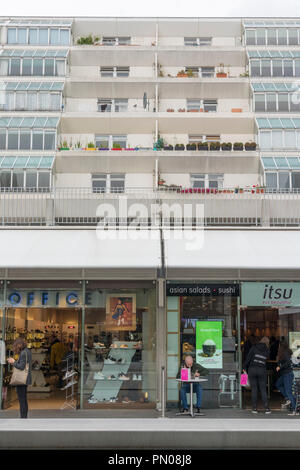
[1,418,300,449]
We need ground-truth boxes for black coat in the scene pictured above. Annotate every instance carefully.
[13,347,32,386]
[243,343,269,371]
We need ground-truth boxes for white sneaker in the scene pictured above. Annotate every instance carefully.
[93,372,106,380]
[88,397,98,404]
[288,410,299,416]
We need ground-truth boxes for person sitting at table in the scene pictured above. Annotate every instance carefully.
[176,354,209,414]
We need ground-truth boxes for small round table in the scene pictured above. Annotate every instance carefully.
[176,378,208,417]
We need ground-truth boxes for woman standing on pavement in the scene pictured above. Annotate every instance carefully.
[243,336,271,414]
[276,341,298,416]
[7,337,32,419]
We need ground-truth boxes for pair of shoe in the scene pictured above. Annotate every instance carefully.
[107,375,117,380]
[288,410,299,416]
[88,394,98,404]
[109,397,117,403]
[93,371,106,380]
[281,399,291,408]
[133,374,142,381]
[118,373,129,380]
[251,408,271,414]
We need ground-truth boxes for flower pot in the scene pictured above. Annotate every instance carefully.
[85,148,96,151]
[233,143,244,151]
[187,144,196,151]
[177,73,188,78]
[98,148,109,151]
[187,109,199,112]
[198,144,209,151]
[216,72,227,78]
[163,145,173,151]
[245,143,257,151]
[167,109,174,112]
[175,145,185,151]
[59,147,70,151]
[231,108,242,113]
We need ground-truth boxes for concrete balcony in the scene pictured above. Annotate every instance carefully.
[0,187,299,227]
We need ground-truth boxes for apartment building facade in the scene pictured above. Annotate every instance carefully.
[1,17,300,414]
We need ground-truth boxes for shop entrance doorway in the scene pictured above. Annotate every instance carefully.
[3,307,80,411]
[241,306,300,410]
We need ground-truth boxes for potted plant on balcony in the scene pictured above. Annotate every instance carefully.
[86,142,96,150]
[154,137,164,150]
[245,142,257,151]
[163,144,174,151]
[177,70,188,78]
[74,140,82,151]
[175,144,185,151]
[186,68,196,78]
[98,144,109,151]
[178,108,186,112]
[198,141,209,151]
[167,108,174,112]
[112,143,122,150]
[216,63,227,78]
[221,142,232,151]
[233,142,244,151]
[209,141,221,151]
[186,143,197,151]
[58,140,69,151]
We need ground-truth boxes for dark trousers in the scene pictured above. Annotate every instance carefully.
[248,367,268,409]
[16,385,28,418]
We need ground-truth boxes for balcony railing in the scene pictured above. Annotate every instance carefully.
[0,186,300,227]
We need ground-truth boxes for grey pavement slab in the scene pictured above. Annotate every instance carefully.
[0,409,300,449]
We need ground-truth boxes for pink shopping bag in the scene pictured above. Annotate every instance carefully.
[181,368,190,381]
[240,373,249,386]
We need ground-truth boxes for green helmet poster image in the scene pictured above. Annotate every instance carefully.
[196,321,223,369]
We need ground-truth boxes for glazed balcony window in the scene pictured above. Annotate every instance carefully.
[245,28,300,46]
[100,67,130,78]
[184,37,212,46]
[102,36,131,46]
[92,173,125,193]
[7,26,70,45]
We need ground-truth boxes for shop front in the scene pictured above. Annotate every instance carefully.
[0,280,157,411]
[166,282,241,409]
[241,281,300,409]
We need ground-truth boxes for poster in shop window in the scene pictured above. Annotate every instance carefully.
[196,321,223,369]
[106,294,136,331]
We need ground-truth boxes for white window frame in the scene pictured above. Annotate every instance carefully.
[91,173,125,193]
[7,26,70,46]
[190,173,224,189]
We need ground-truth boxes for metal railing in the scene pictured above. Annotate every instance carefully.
[0,186,300,227]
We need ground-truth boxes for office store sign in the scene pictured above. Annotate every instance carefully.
[242,282,300,307]
[1,290,105,308]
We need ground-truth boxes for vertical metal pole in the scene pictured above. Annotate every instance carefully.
[80,280,86,409]
[161,366,166,418]
[237,297,242,409]
[0,280,7,409]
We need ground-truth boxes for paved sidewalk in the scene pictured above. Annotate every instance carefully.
[0,409,300,449]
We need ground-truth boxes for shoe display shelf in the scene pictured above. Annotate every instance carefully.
[91,342,137,403]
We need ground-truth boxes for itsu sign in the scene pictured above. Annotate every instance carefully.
[241,282,300,307]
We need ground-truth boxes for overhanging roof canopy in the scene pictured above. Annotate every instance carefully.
[256,117,300,129]
[251,82,299,92]
[261,156,300,170]
[244,20,300,27]
[0,49,69,58]
[0,229,161,272]
[0,116,60,128]
[248,50,300,58]
[0,19,72,27]
[0,155,55,169]
[164,229,300,273]
[1,81,64,91]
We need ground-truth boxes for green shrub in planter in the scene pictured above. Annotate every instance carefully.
[245,142,257,151]
[163,145,173,150]
[175,144,185,150]
[186,143,197,151]
[221,142,232,151]
[233,142,244,151]
[198,142,209,151]
[209,141,221,151]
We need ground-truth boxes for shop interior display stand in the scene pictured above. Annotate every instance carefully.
[28,349,51,393]
[61,353,77,410]
[92,342,137,402]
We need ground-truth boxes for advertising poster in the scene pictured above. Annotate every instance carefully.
[106,294,136,331]
[196,321,223,369]
[289,331,300,365]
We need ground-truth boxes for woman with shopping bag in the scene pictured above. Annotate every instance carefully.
[7,337,32,419]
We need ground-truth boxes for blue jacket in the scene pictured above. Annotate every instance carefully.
[13,348,32,386]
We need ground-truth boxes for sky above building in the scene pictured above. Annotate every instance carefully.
[1,0,300,18]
